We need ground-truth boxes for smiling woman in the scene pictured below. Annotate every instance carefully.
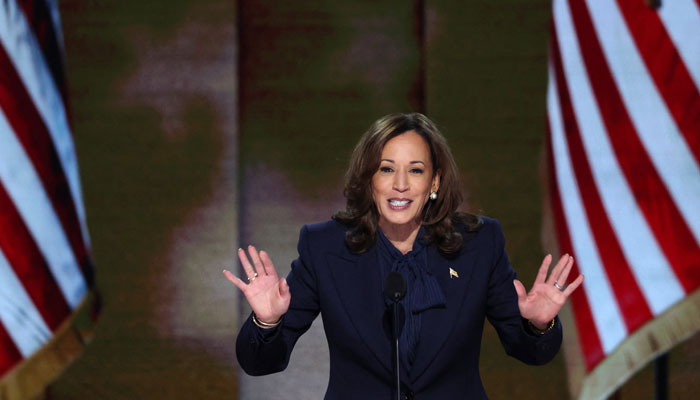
[372,131,438,253]
[225,113,584,399]
[333,113,478,255]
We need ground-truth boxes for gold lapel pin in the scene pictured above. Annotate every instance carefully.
[449,267,459,279]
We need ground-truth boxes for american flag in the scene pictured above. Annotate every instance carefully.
[545,0,700,397]
[0,0,95,393]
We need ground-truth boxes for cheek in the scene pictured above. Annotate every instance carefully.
[419,182,432,205]
[371,175,387,196]
[420,178,433,196]
[370,178,382,207]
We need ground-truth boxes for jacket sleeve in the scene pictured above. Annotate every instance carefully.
[484,219,562,366]
[235,225,321,375]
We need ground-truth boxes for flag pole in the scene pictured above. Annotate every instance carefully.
[654,352,668,400]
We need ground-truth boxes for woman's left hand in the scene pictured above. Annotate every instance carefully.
[513,254,584,330]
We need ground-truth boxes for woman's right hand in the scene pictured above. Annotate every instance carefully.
[223,245,291,325]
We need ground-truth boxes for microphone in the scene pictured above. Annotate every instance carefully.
[385,271,407,303]
[384,271,406,400]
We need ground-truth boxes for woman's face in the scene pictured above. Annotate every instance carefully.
[371,131,439,234]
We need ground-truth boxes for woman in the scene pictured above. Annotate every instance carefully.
[224,113,583,399]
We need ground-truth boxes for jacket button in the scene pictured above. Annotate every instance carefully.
[404,391,414,400]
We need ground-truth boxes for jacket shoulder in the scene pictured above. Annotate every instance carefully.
[476,216,501,232]
[452,214,500,234]
[455,215,504,251]
[303,219,347,236]
[299,219,348,249]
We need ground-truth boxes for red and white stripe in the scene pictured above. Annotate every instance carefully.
[547,0,700,371]
[0,0,92,377]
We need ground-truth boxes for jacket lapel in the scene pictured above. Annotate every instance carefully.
[326,248,410,382]
[409,243,479,382]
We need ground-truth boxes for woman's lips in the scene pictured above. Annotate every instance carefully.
[388,199,411,210]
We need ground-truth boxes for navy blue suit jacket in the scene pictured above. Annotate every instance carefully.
[236,217,562,399]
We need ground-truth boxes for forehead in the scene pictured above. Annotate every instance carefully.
[380,131,431,160]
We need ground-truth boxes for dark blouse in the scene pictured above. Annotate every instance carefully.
[376,227,446,371]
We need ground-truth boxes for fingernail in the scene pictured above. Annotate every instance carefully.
[222,269,228,274]
[237,248,243,252]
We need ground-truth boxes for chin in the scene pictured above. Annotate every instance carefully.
[378,212,421,230]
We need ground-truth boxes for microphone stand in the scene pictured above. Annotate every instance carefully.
[392,300,401,400]
[385,271,406,400]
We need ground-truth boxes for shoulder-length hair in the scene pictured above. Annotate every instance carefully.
[332,112,481,254]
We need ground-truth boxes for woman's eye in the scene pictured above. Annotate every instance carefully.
[410,168,424,174]
[380,166,393,173]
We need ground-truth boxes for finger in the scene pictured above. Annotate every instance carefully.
[279,277,289,297]
[279,278,291,310]
[260,250,276,278]
[223,269,248,292]
[237,248,256,279]
[248,245,264,275]
[513,279,527,301]
[535,254,552,285]
[563,274,585,297]
[557,256,575,286]
[547,254,570,285]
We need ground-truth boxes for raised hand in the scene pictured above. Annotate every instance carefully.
[513,254,584,330]
[223,245,291,325]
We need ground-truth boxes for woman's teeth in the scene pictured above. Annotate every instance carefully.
[390,200,410,206]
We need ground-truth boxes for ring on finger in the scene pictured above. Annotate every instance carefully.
[248,272,259,282]
[554,281,565,291]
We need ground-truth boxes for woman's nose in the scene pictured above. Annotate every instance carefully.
[393,171,409,192]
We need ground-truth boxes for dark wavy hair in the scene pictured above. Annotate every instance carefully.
[332,113,481,254]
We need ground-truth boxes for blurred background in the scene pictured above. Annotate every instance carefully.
[32,0,699,398]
